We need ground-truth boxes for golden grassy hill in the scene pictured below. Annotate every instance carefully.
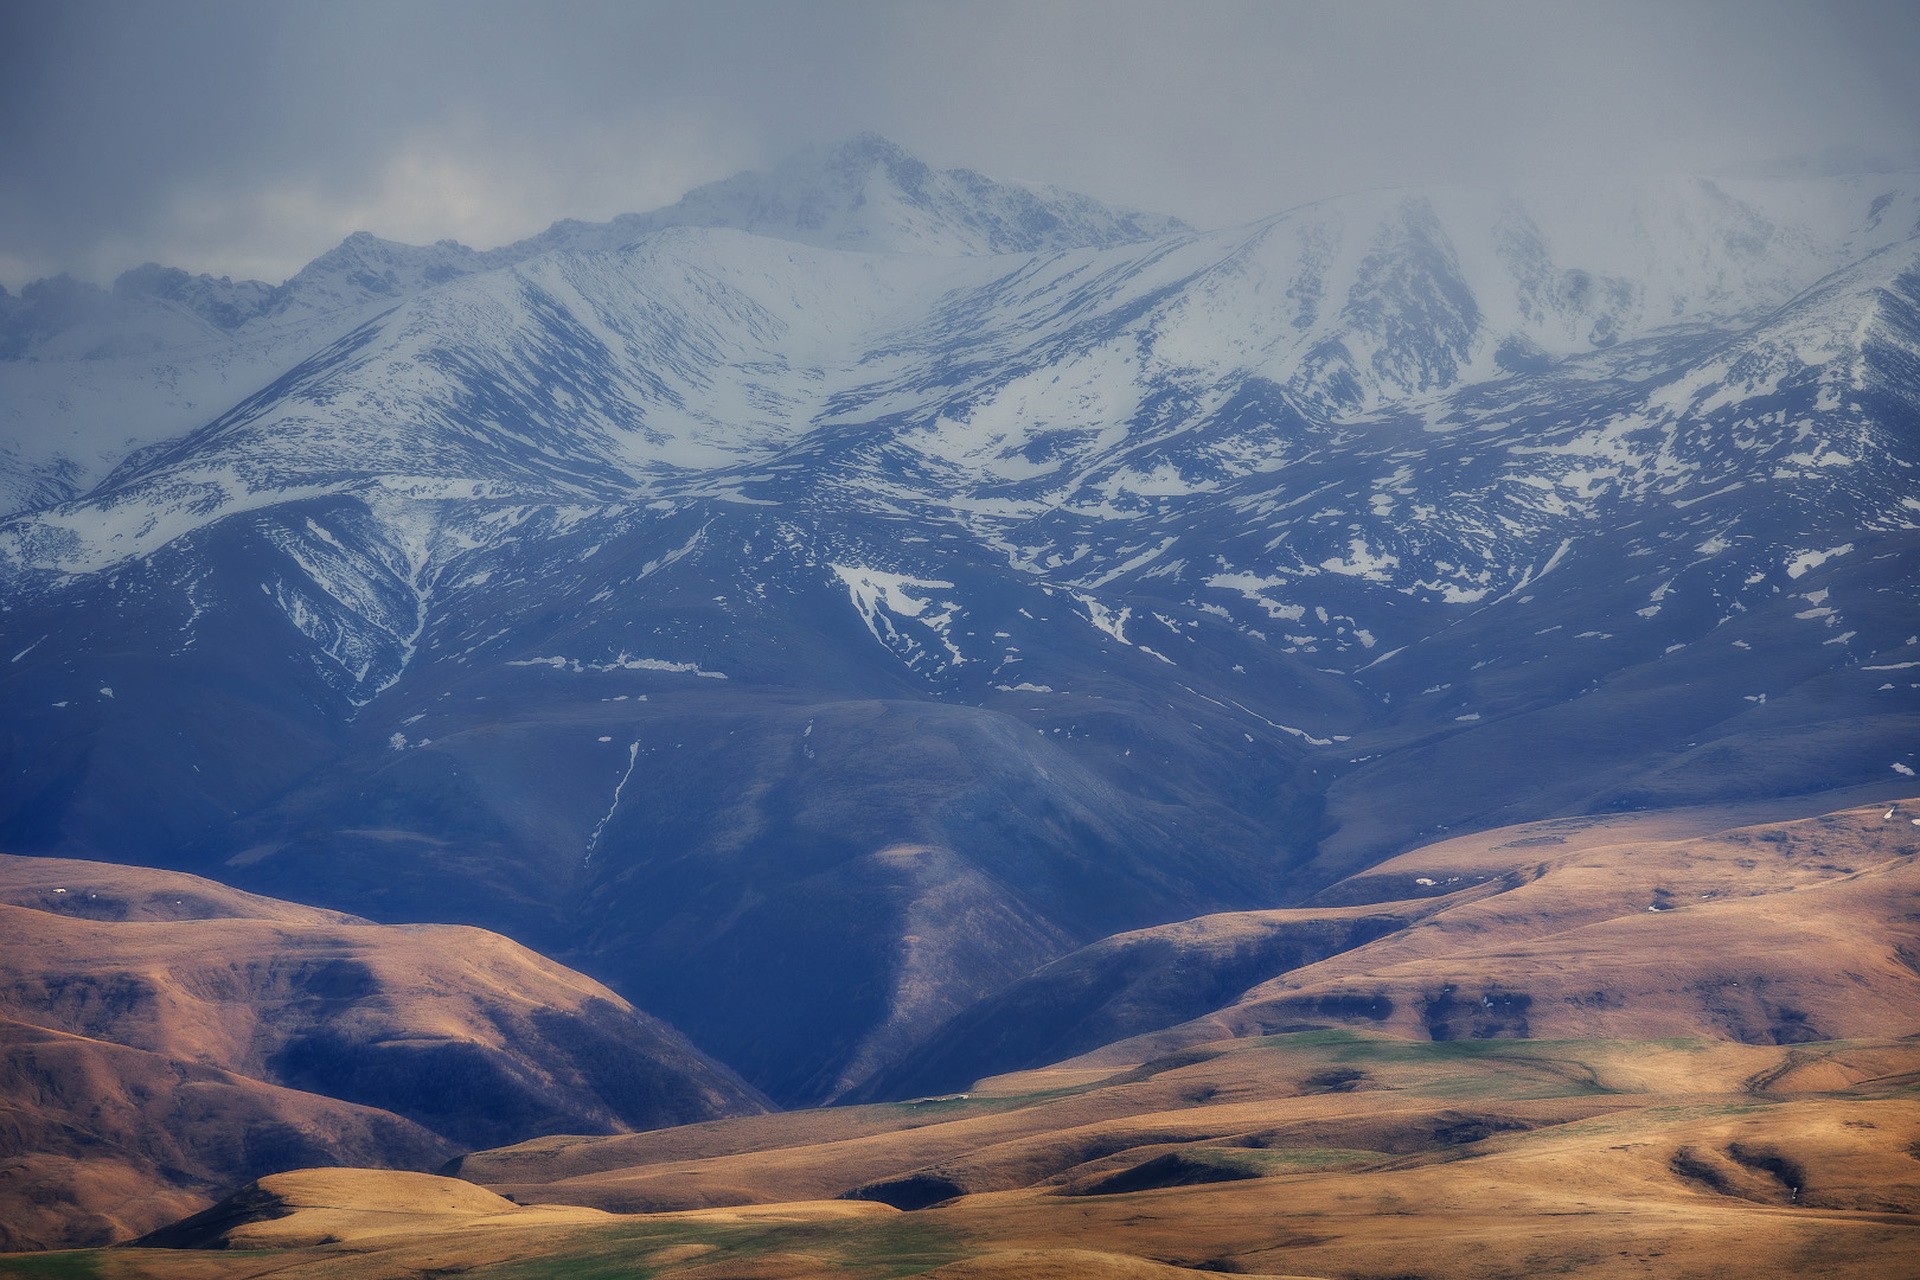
[1111,798,1920,1058]
[22,1031,1917,1278]
[0,1014,449,1251]
[131,1168,559,1250]
[0,855,367,925]
[859,792,1920,1097]
[0,854,765,1248]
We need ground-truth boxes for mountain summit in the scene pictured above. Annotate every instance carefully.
[528,132,1192,258]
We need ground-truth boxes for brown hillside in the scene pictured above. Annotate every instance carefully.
[0,854,765,1248]
[0,1015,449,1251]
[54,1032,1920,1278]
[15,797,1920,1275]
[1045,799,1920,1068]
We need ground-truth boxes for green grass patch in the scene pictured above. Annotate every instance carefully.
[1234,1031,1752,1099]
[471,1214,967,1280]
[1413,1069,1616,1101]
[1210,1146,1388,1174]
[833,1218,972,1278]
[883,1094,991,1115]
[1506,1101,1778,1145]
[882,1095,1011,1120]
[880,1082,1089,1121]
[0,1255,106,1280]
[1246,1030,1724,1061]
[1627,1103,1774,1123]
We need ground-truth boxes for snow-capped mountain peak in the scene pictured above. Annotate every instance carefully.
[265,230,496,321]
[525,132,1192,259]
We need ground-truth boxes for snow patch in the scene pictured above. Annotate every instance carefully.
[1205,571,1306,621]
[508,654,727,679]
[1785,544,1853,579]
[1071,592,1133,646]
[831,564,965,670]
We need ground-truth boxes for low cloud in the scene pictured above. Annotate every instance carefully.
[4,0,1918,289]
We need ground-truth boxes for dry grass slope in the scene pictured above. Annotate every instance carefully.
[16,1030,1916,1277]
[0,855,765,1248]
[1057,798,1920,1066]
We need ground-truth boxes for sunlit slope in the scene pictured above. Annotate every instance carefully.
[0,855,764,1248]
[1070,797,1920,1063]
[858,794,1920,1096]
[57,1033,1919,1278]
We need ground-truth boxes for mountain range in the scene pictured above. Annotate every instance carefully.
[2,131,1916,1130]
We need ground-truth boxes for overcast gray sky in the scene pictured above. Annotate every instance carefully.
[3,0,1918,289]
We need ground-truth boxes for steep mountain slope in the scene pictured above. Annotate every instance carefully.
[841,902,1418,1104]
[0,854,765,1247]
[1,147,1917,1106]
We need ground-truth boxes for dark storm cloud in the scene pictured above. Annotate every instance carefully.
[3,0,1917,288]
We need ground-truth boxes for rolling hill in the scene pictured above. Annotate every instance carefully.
[0,854,764,1248]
